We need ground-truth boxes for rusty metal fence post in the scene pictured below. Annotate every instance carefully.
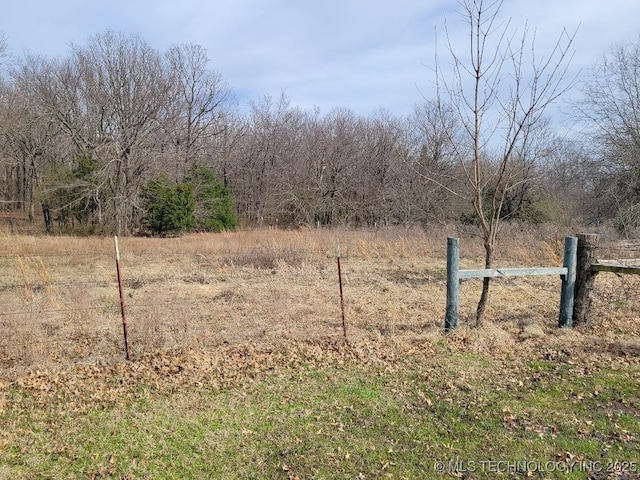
[337,242,347,340]
[114,236,131,360]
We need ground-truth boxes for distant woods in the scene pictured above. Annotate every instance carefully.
[0,29,638,235]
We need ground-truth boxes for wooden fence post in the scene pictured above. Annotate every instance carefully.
[445,237,460,332]
[573,233,599,327]
[558,236,578,328]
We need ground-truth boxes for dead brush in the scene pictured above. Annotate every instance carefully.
[15,256,58,307]
[129,300,208,352]
[219,246,308,269]
[1,226,639,369]
[494,235,558,266]
[35,257,59,308]
[133,303,168,350]
[15,255,33,301]
[3,310,55,366]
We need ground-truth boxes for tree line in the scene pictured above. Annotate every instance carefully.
[0,26,638,236]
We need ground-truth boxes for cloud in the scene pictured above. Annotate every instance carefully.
[2,0,639,117]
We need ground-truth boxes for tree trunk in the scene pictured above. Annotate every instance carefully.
[573,233,598,326]
[476,239,494,326]
[42,203,52,234]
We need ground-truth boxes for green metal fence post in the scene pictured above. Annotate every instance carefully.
[445,237,460,332]
[558,236,578,328]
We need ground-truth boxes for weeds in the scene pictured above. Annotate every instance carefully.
[0,227,639,477]
[0,227,638,370]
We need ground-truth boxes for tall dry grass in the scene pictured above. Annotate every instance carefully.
[0,225,638,372]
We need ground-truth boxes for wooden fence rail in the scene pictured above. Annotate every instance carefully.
[573,233,640,326]
[445,236,578,331]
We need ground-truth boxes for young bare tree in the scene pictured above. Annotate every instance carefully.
[435,0,576,325]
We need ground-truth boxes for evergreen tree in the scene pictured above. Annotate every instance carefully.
[143,175,196,235]
[186,164,238,232]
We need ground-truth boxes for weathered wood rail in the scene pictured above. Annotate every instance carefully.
[572,233,640,326]
[591,260,640,275]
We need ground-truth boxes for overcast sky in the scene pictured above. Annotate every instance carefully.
[2,0,639,117]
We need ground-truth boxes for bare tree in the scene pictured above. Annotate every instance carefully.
[232,94,307,226]
[435,0,576,325]
[536,135,596,226]
[10,53,112,231]
[577,36,640,234]
[354,110,398,226]
[307,107,360,226]
[50,31,170,234]
[0,31,8,68]
[0,81,65,221]
[80,31,171,234]
[165,43,234,176]
[5,32,244,234]
[404,101,463,223]
[13,32,172,234]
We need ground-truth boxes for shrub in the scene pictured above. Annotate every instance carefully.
[186,164,238,232]
[143,175,196,235]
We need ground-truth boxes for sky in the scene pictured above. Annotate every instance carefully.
[2,0,639,118]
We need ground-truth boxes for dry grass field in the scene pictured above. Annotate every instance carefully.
[0,224,639,478]
[0,224,637,368]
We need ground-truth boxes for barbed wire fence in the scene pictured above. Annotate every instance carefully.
[0,240,365,369]
[590,240,640,327]
[1,232,638,370]
[0,248,241,368]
